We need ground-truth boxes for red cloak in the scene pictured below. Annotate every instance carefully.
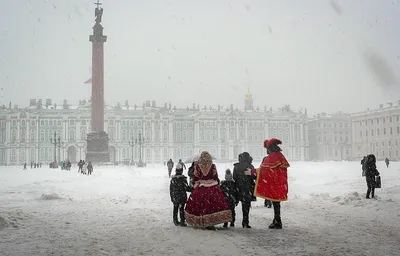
[253,151,290,202]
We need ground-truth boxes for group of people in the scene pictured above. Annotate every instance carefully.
[169,138,290,230]
[166,158,186,177]
[77,160,94,175]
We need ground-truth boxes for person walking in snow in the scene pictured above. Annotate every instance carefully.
[23,163,27,170]
[220,169,239,228]
[365,154,380,199]
[178,159,186,170]
[78,160,83,173]
[248,138,290,229]
[167,159,174,177]
[385,157,389,168]
[169,163,191,226]
[87,161,93,175]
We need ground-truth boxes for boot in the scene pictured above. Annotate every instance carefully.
[180,221,187,227]
[268,217,282,229]
[223,223,228,228]
[205,226,216,230]
[230,222,235,227]
[242,222,251,228]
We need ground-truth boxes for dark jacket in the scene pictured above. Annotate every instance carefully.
[220,180,239,208]
[167,160,174,170]
[233,153,255,203]
[365,154,380,187]
[188,162,195,178]
[169,175,191,205]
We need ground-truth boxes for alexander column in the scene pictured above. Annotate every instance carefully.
[86,0,110,163]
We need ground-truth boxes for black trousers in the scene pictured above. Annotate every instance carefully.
[173,203,185,222]
[366,178,376,198]
[242,201,251,225]
[273,201,281,218]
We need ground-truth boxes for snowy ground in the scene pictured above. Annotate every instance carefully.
[1,161,400,256]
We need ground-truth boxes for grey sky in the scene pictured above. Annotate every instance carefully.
[1,0,399,114]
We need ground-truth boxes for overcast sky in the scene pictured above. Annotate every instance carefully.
[0,0,399,114]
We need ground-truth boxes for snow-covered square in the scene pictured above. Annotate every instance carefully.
[1,161,400,256]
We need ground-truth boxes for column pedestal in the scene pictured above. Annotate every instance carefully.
[86,131,110,163]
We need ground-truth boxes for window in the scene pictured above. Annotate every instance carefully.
[20,149,26,162]
[30,149,35,162]
[80,128,87,141]
[122,148,127,159]
[40,130,45,141]
[11,149,16,161]
[164,148,168,159]
[146,148,151,160]
[11,129,16,142]
[40,149,45,160]
[20,129,26,142]
[69,129,75,141]
[30,130,36,142]
[109,129,115,141]
[122,130,127,141]
[69,119,75,126]
[163,130,168,142]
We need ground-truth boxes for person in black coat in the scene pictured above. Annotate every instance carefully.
[365,154,380,199]
[220,169,239,228]
[233,152,255,228]
[169,164,192,226]
[167,159,174,177]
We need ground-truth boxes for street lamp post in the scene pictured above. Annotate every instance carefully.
[57,137,64,164]
[135,132,145,167]
[50,131,57,168]
[128,136,135,165]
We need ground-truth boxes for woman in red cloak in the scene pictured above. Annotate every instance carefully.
[184,151,232,229]
[248,138,290,229]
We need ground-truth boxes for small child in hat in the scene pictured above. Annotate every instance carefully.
[220,169,239,228]
[169,164,192,226]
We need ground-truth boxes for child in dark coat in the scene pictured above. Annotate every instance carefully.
[220,169,239,228]
[169,164,192,226]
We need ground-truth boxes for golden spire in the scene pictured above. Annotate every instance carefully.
[245,88,253,100]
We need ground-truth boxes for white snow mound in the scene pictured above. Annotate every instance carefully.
[0,215,9,229]
[40,193,62,200]
[332,192,365,206]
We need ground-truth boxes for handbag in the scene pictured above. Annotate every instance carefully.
[375,176,381,188]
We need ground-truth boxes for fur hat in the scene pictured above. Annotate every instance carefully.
[264,138,282,148]
[225,169,233,180]
[198,151,213,164]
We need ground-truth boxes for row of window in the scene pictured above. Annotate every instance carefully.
[315,122,349,129]
[359,126,400,138]
[357,115,400,126]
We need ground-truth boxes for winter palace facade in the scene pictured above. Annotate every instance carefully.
[0,92,310,165]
